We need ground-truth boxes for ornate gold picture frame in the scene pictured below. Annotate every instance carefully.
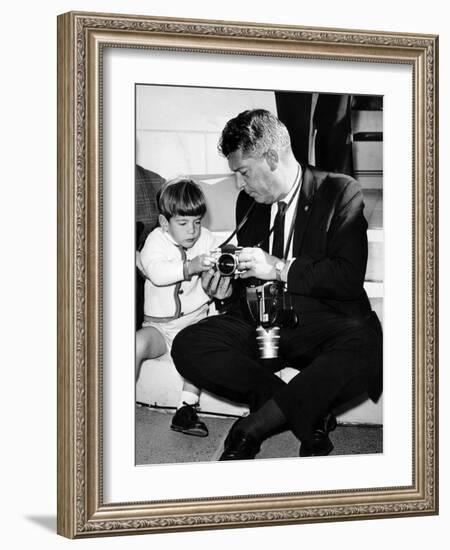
[57,11,438,538]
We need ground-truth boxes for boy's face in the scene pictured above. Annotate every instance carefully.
[162,214,203,249]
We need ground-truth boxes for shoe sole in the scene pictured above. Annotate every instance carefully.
[299,441,334,457]
[219,453,256,460]
[170,425,209,437]
[327,415,337,433]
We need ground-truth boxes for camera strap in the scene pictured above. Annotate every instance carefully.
[219,163,302,254]
[219,201,256,248]
[282,185,302,260]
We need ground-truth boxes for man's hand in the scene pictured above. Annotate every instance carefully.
[201,269,233,300]
[237,247,278,280]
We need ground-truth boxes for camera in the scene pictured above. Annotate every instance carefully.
[245,280,298,359]
[211,244,243,277]
[212,204,299,359]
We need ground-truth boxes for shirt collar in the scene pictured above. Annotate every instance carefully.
[161,227,183,248]
[276,163,302,210]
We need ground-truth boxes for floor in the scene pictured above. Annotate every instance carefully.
[136,405,383,465]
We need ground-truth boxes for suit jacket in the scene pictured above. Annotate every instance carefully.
[135,165,165,328]
[135,164,165,248]
[236,164,373,319]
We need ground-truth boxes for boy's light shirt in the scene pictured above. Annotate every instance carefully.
[139,226,220,318]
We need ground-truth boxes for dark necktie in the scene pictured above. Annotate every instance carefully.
[271,201,287,259]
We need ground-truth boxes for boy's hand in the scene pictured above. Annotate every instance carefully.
[188,253,215,276]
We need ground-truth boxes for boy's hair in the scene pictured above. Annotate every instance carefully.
[157,178,207,220]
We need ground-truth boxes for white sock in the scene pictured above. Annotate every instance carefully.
[178,390,200,409]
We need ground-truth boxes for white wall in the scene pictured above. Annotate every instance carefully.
[1,1,448,549]
[136,84,277,178]
[136,84,277,231]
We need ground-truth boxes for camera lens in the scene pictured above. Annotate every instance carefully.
[217,252,237,276]
[256,326,280,359]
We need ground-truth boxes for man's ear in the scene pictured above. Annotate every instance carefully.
[264,148,279,171]
[159,214,169,231]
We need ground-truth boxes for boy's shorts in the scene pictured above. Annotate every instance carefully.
[141,303,210,350]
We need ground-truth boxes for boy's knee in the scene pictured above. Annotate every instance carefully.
[136,338,146,358]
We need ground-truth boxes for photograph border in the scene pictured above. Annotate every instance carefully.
[57,11,438,538]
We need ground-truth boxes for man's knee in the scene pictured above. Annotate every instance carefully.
[341,317,381,347]
[345,321,383,380]
[171,327,194,376]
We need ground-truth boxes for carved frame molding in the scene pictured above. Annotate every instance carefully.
[57,12,438,538]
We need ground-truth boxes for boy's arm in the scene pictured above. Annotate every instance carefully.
[139,232,185,286]
[139,250,185,286]
[140,230,214,286]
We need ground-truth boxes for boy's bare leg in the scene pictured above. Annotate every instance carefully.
[135,327,208,437]
[135,326,167,381]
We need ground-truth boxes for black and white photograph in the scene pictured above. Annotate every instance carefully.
[134,84,384,466]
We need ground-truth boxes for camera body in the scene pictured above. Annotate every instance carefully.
[211,244,243,277]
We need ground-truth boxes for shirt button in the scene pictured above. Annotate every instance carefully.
[178,289,184,294]
[304,205,309,211]
[180,312,184,316]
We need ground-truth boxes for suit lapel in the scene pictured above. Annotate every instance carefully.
[293,165,316,253]
[240,200,271,252]
[256,204,272,253]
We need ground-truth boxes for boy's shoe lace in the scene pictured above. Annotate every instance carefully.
[170,402,209,437]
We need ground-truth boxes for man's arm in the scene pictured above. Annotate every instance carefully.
[287,179,368,300]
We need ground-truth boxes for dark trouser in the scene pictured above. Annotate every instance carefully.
[171,309,382,444]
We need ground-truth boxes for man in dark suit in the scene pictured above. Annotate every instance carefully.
[171,109,382,460]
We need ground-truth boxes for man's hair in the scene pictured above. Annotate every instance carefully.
[218,109,291,158]
[157,178,207,220]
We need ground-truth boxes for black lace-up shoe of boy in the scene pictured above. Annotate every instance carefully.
[170,403,209,437]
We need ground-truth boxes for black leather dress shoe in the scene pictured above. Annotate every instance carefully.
[299,413,337,457]
[219,419,261,461]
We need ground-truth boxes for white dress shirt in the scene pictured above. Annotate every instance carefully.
[269,164,303,259]
[269,165,302,282]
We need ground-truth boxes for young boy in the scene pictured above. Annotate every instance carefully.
[136,178,218,437]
